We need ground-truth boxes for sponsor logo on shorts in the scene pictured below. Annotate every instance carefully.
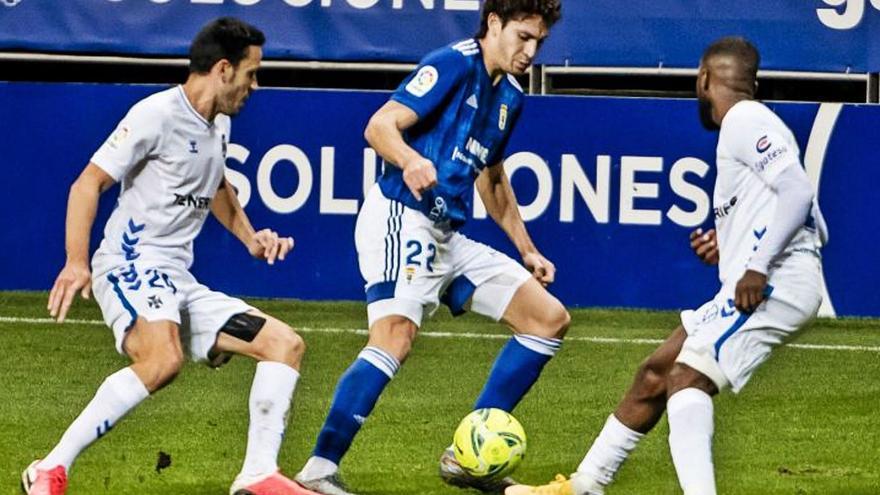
[701,303,719,324]
[405,65,439,97]
[756,135,771,153]
[147,294,163,309]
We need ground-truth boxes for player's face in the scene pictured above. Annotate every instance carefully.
[494,14,549,76]
[221,45,262,116]
[696,63,720,131]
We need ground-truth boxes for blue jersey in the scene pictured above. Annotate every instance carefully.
[378,38,524,229]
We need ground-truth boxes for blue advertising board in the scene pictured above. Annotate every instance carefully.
[0,1,877,72]
[0,82,877,317]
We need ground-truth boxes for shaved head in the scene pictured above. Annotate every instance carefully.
[701,37,760,97]
[696,37,760,130]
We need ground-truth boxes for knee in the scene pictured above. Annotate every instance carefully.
[255,323,306,366]
[666,363,717,398]
[632,359,668,402]
[369,317,417,362]
[533,303,570,339]
[138,346,184,391]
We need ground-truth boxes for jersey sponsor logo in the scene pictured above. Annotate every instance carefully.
[756,135,771,153]
[753,144,790,171]
[451,146,476,168]
[405,65,439,97]
[428,196,448,223]
[465,136,490,163]
[499,104,509,130]
[713,195,738,219]
[107,125,130,149]
[465,94,479,109]
[173,193,211,210]
[189,139,199,154]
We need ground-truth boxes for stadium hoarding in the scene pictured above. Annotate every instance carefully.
[0,1,877,73]
[0,83,876,317]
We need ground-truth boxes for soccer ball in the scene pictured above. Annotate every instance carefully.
[452,408,527,479]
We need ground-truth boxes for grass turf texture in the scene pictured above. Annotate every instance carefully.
[1,291,878,494]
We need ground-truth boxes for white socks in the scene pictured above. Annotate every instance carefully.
[240,361,300,478]
[39,367,149,471]
[668,388,717,495]
[299,456,339,480]
[573,414,645,495]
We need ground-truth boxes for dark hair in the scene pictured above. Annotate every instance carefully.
[701,36,760,82]
[476,0,562,38]
[189,17,265,74]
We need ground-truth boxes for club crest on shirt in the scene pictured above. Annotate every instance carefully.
[108,125,130,149]
[406,66,439,97]
[499,104,509,130]
[755,135,771,153]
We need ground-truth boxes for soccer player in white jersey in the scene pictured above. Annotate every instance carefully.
[22,18,319,495]
[506,37,828,495]
[294,1,568,494]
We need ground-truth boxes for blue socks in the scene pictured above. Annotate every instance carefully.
[312,346,400,464]
[474,335,562,411]
[311,335,560,466]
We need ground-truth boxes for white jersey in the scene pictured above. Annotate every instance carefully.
[91,85,231,272]
[713,100,826,284]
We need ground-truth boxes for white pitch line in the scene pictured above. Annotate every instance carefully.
[1,316,878,353]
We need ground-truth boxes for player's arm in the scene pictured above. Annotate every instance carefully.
[364,100,436,201]
[476,163,555,286]
[211,178,293,265]
[48,163,116,322]
[736,164,814,312]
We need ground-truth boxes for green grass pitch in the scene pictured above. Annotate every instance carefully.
[1,291,878,494]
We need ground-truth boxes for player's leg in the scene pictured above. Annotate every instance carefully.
[205,310,317,495]
[296,186,432,494]
[296,314,417,494]
[665,363,719,495]
[24,318,181,495]
[472,276,570,411]
[536,326,681,495]
[439,239,567,492]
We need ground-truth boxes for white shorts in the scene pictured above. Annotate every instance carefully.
[91,255,254,362]
[677,255,822,393]
[356,185,532,328]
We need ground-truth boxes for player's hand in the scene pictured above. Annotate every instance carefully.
[48,261,92,323]
[734,269,768,314]
[689,228,719,265]
[248,229,294,265]
[523,251,556,287]
[402,156,437,201]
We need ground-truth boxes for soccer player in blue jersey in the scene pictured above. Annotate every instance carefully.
[294,1,565,494]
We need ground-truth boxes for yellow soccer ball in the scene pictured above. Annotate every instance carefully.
[452,408,527,479]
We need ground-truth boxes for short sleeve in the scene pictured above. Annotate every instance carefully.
[90,101,163,181]
[722,109,801,184]
[390,46,470,119]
